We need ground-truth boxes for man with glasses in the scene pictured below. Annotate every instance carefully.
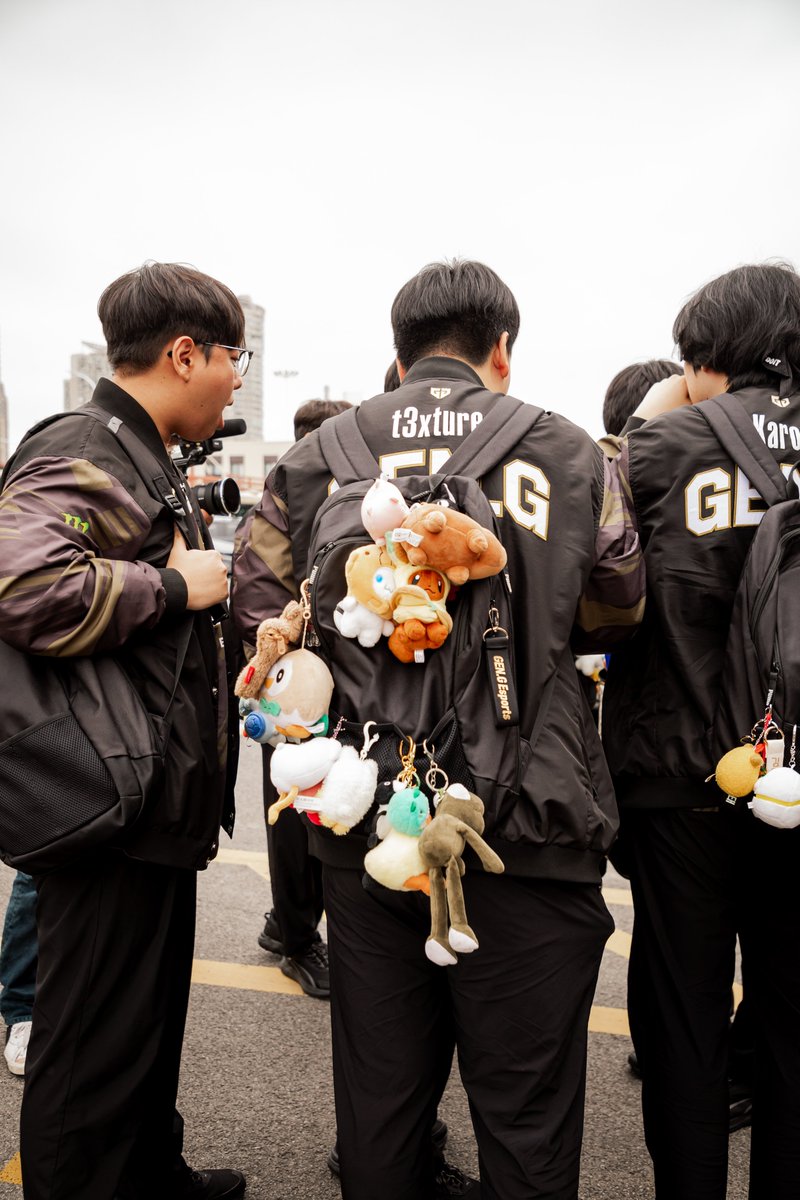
[0,262,248,1200]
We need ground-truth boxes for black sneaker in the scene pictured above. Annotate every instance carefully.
[175,1168,246,1198]
[627,1051,642,1079]
[280,937,330,998]
[430,1118,448,1155]
[328,1121,450,1177]
[729,1080,753,1133]
[257,910,284,955]
[433,1160,480,1197]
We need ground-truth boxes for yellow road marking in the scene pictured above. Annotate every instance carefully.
[213,847,270,878]
[606,928,632,959]
[602,886,633,906]
[0,1152,21,1184]
[190,957,633,1036]
[191,958,302,995]
[590,1006,630,1036]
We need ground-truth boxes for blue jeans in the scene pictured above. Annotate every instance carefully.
[0,871,37,1026]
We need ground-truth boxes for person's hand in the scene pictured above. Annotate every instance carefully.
[167,527,228,609]
[633,374,691,420]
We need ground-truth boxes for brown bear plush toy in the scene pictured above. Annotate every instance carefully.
[392,503,506,586]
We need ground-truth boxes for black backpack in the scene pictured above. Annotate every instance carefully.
[0,407,198,873]
[304,397,542,830]
[698,395,800,763]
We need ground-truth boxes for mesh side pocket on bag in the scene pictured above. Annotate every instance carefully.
[332,709,475,792]
[0,713,118,855]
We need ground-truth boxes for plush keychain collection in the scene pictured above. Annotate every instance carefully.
[234,476,508,959]
[710,690,800,829]
[364,739,505,964]
[333,477,506,663]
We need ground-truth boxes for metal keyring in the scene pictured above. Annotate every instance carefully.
[425,765,450,794]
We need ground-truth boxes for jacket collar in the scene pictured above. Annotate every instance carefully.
[89,377,174,466]
[401,356,484,387]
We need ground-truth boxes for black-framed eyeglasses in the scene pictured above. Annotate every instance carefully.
[168,343,253,377]
[197,342,253,377]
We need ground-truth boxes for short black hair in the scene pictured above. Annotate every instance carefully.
[603,359,683,436]
[293,398,353,441]
[384,361,401,393]
[673,262,800,392]
[98,261,245,373]
[391,259,520,370]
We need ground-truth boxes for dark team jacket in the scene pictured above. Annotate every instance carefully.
[603,385,800,809]
[0,379,233,869]
[233,357,644,883]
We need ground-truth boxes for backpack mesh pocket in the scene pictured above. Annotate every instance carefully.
[0,713,118,855]
[332,708,475,793]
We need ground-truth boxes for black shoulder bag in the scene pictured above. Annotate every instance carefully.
[0,407,198,874]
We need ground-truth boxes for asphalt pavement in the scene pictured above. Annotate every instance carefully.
[0,743,751,1198]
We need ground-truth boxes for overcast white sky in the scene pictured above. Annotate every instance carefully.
[2,0,799,448]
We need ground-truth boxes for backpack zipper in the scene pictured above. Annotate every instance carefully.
[308,535,368,657]
[749,526,800,635]
[307,488,364,555]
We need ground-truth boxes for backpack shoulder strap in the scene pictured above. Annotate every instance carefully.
[0,411,79,492]
[317,407,380,485]
[697,396,792,506]
[80,405,199,546]
[443,396,545,479]
[2,406,198,545]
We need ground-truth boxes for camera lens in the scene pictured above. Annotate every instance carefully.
[192,476,241,516]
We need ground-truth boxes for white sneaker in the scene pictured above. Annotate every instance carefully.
[4,1021,31,1076]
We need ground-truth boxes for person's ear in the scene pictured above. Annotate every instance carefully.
[492,332,510,381]
[167,336,196,381]
[396,356,407,382]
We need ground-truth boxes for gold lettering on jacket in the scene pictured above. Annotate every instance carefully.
[684,464,800,536]
[376,449,551,541]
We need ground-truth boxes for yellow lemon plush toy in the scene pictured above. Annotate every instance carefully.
[714,746,763,798]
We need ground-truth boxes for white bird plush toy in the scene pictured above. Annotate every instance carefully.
[268,738,343,824]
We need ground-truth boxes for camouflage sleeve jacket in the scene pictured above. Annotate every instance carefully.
[0,436,186,658]
[230,479,297,652]
[574,441,645,649]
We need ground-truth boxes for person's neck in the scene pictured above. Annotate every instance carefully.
[417,352,507,393]
[111,372,176,446]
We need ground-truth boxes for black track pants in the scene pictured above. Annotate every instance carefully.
[262,744,324,956]
[21,853,196,1200]
[322,864,613,1200]
[622,805,800,1200]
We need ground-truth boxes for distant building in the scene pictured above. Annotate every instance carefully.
[64,342,110,411]
[237,295,265,441]
[187,435,293,508]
